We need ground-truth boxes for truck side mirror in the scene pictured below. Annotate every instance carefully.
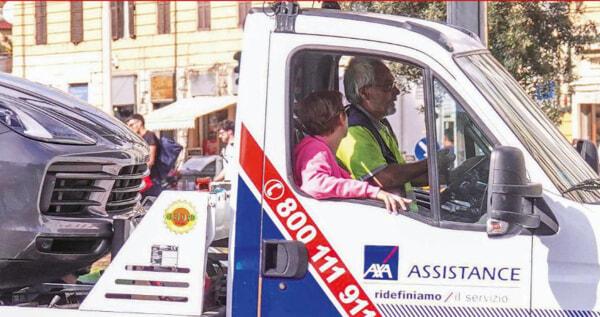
[486,146,542,237]
[575,139,599,173]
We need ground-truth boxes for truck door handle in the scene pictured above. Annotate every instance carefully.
[261,240,308,279]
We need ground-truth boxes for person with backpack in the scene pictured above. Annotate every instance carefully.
[127,114,163,197]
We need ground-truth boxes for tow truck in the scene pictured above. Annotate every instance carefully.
[3,3,600,316]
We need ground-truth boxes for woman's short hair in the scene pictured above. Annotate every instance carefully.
[294,91,344,136]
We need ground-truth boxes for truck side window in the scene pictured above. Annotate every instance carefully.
[290,51,434,219]
[433,79,493,224]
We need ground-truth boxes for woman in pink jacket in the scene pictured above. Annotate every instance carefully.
[293,91,410,213]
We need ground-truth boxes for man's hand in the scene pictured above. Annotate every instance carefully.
[436,148,456,183]
[437,148,455,169]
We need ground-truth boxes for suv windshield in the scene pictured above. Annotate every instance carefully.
[456,52,600,204]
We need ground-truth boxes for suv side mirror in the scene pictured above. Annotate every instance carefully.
[486,146,542,237]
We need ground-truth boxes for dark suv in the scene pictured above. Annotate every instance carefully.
[0,73,148,290]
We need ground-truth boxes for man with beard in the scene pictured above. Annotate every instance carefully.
[336,57,454,210]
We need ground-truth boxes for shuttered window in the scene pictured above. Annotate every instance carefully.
[238,2,252,28]
[197,2,211,31]
[70,1,83,45]
[157,1,170,34]
[110,2,124,40]
[35,1,47,45]
[128,1,136,39]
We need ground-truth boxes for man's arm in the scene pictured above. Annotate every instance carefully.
[147,145,157,168]
[369,160,428,189]
[370,148,456,189]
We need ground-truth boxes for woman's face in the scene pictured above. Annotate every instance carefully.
[330,111,348,144]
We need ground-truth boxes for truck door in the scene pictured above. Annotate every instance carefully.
[255,31,533,316]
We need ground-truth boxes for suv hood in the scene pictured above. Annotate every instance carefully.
[0,73,146,148]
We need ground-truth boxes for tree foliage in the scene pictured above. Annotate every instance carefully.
[342,2,597,124]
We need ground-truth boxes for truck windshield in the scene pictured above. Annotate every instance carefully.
[456,52,600,204]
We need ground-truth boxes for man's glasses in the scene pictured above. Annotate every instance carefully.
[371,82,397,93]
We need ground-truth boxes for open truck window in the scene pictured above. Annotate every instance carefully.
[289,50,435,220]
[288,50,500,228]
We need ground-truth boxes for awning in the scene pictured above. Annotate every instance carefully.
[145,96,236,131]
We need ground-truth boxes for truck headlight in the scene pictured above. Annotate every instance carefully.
[0,101,96,145]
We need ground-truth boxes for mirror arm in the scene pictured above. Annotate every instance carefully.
[534,203,559,234]
[489,209,541,229]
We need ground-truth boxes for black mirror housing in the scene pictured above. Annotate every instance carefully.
[487,146,542,237]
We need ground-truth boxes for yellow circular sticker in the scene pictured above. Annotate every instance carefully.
[164,200,197,234]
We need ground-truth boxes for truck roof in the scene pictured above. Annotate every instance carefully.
[258,7,486,55]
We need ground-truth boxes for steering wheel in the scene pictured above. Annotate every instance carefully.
[439,155,489,220]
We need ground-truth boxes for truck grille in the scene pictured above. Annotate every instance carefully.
[41,162,148,217]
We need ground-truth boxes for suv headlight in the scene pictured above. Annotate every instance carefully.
[0,101,96,145]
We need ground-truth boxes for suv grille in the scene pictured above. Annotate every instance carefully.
[107,164,148,213]
[41,162,148,217]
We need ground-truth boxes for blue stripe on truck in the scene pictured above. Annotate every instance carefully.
[230,177,263,316]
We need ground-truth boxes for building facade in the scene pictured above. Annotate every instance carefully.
[564,2,600,144]
[11,1,256,152]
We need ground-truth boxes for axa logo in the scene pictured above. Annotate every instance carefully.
[363,245,398,280]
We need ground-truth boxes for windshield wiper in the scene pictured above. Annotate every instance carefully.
[562,178,600,194]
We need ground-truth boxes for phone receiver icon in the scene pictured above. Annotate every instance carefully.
[265,180,284,200]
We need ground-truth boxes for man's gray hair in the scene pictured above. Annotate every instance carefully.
[344,57,387,105]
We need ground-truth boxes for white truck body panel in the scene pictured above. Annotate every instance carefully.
[532,192,600,311]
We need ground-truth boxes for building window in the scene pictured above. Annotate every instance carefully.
[112,75,137,121]
[113,105,135,122]
[70,1,83,45]
[238,2,251,28]
[157,1,170,34]
[190,72,217,96]
[68,83,89,102]
[35,2,47,45]
[111,2,136,40]
[197,2,211,31]
[110,2,124,40]
[128,1,136,39]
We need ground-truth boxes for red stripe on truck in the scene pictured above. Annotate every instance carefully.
[240,124,381,317]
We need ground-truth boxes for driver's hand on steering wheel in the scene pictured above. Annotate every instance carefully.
[437,148,456,169]
[436,148,456,183]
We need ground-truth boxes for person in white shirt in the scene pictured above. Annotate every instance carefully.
[214,120,235,182]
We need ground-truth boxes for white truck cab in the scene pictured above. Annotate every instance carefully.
[2,4,600,317]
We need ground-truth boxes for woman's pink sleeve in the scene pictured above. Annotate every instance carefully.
[298,149,380,200]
